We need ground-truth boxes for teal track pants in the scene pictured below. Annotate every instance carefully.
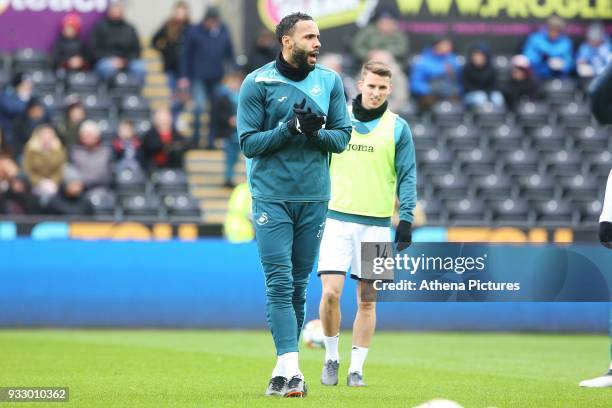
[252,199,327,356]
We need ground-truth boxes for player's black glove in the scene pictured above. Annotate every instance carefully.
[395,220,412,252]
[599,221,612,249]
[292,98,326,135]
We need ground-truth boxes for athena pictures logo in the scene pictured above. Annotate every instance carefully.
[256,212,270,226]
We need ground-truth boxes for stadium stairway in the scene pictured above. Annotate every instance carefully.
[141,40,245,224]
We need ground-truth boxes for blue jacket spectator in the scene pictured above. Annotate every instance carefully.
[522,16,573,79]
[410,37,462,110]
[178,6,235,149]
[576,22,611,79]
[0,73,33,144]
[179,8,234,82]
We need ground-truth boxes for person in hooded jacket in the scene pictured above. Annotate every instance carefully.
[500,55,540,110]
[461,43,504,109]
[52,13,89,72]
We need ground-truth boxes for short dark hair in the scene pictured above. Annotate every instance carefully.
[275,12,313,45]
[361,61,392,79]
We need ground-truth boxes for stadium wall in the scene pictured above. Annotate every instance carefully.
[0,239,609,332]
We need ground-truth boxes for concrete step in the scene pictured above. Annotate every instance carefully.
[189,174,246,186]
[192,186,234,199]
[142,87,170,98]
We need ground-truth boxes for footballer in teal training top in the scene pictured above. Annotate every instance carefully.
[237,12,351,397]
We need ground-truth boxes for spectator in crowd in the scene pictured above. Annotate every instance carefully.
[58,97,86,147]
[0,154,18,189]
[500,55,540,110]
[142,107,186,170]
[0,73,33,143]
[152,1,191,91]
[70,120,113,192]
[51,13,89,72]
[178,6,235,148]
[368,49,408,112]
[12,98,50,158]
[22,124,66,202]
[47,165,93,216]
[0,171,40,215]
[576,22,611,80]
[522,16,573,79]
[214,71,243,188]
[112,119,142,173]
[410,37,461,110]
[352,8,408,65]
[461,43,504,109]
[246,29,278,73]
[89,0,146,84]
[319,53,358,102]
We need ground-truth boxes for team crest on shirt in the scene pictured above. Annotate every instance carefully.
[310,85,322,96]
[256,212,270,225]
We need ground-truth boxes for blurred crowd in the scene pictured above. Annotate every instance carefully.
[1,1,610,219]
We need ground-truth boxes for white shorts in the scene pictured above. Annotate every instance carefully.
[317,217,391,280]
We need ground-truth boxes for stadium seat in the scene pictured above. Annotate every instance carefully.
[120,95,150,120]
[163,193,202,222]
[444,124,481,150]
[487,124,525,152]
[457,148,496,176]
[398,102,419,124]
[0,51,10,72]
[431,101,465,126]
[132,119,152,134]
[66,71,101,95]
[516,101,550,127]
[579,200,603,228]
[411,123,439,151]
[492,55,512,81]
[418,148,455,176]
[82,94,113,120]
[501,149,540,175]
[12,48,48,72]
[151,169,189,195]
[534,199,576,227]
[30,70,57,95]
[488,198,532,227]
[558,175,599,202]
[88,189,117,219]
[122,194,161,220]
[472,174,514,200]
[418,198,444,224]
[528,125,567,152]
[116,168,148,196]
[573,126,610,152]
[584,150,612,178]
[557,102,592,129]
[542,79,576,108]
[430,173,469,199]
[517,173,557,201]
[472,102,507,127]
[544,150,583,176]
[109,73,143,97]
[445,198,487,226]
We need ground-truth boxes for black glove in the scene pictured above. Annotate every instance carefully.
[395,220,412,252]
[600,221,612,249]
[292,98,325,135]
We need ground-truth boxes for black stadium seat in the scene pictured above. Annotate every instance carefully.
[82,94,112,119]
[116,168,147,196]
[501,149,540,175]
[489,198,531,227]
[457,148,496,176]
[516,101,550,127]
[163,193,202,222]
[152,169,189,195]
[557,102,592,129]
[419,148,454,176]
[542,79,576,107]
[431,173,469,199]
[12,48,48,72]
[444,124,481,150]
[120,95,150,120]
[472,102,507,127]
[110,72,143,97]
[488,124,525,152]
[529,125,566,152]
[418,199,444,224]
[534,199,576,227]
[411,123,439,151]
[431,101,465,126]
[88,189,117,219]
[472,174,514,200]
[517,173,557,201]
[573,126,610,152]
[30,70,57,95]
[445,198,487,226]
[544,150,583,176]
[558,175,599,202]
[584,150,612,178]
[122,194,160,220]
[579,200,603,227]
[66,71,100,95]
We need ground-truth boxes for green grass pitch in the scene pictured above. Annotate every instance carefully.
[0,330,610,407]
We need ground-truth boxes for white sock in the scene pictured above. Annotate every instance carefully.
[324,334,339,362]
[271,357,284,378]
[348,346,369,375]
[276,352,302,379]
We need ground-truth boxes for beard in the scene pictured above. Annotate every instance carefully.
[291,46,316,72]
